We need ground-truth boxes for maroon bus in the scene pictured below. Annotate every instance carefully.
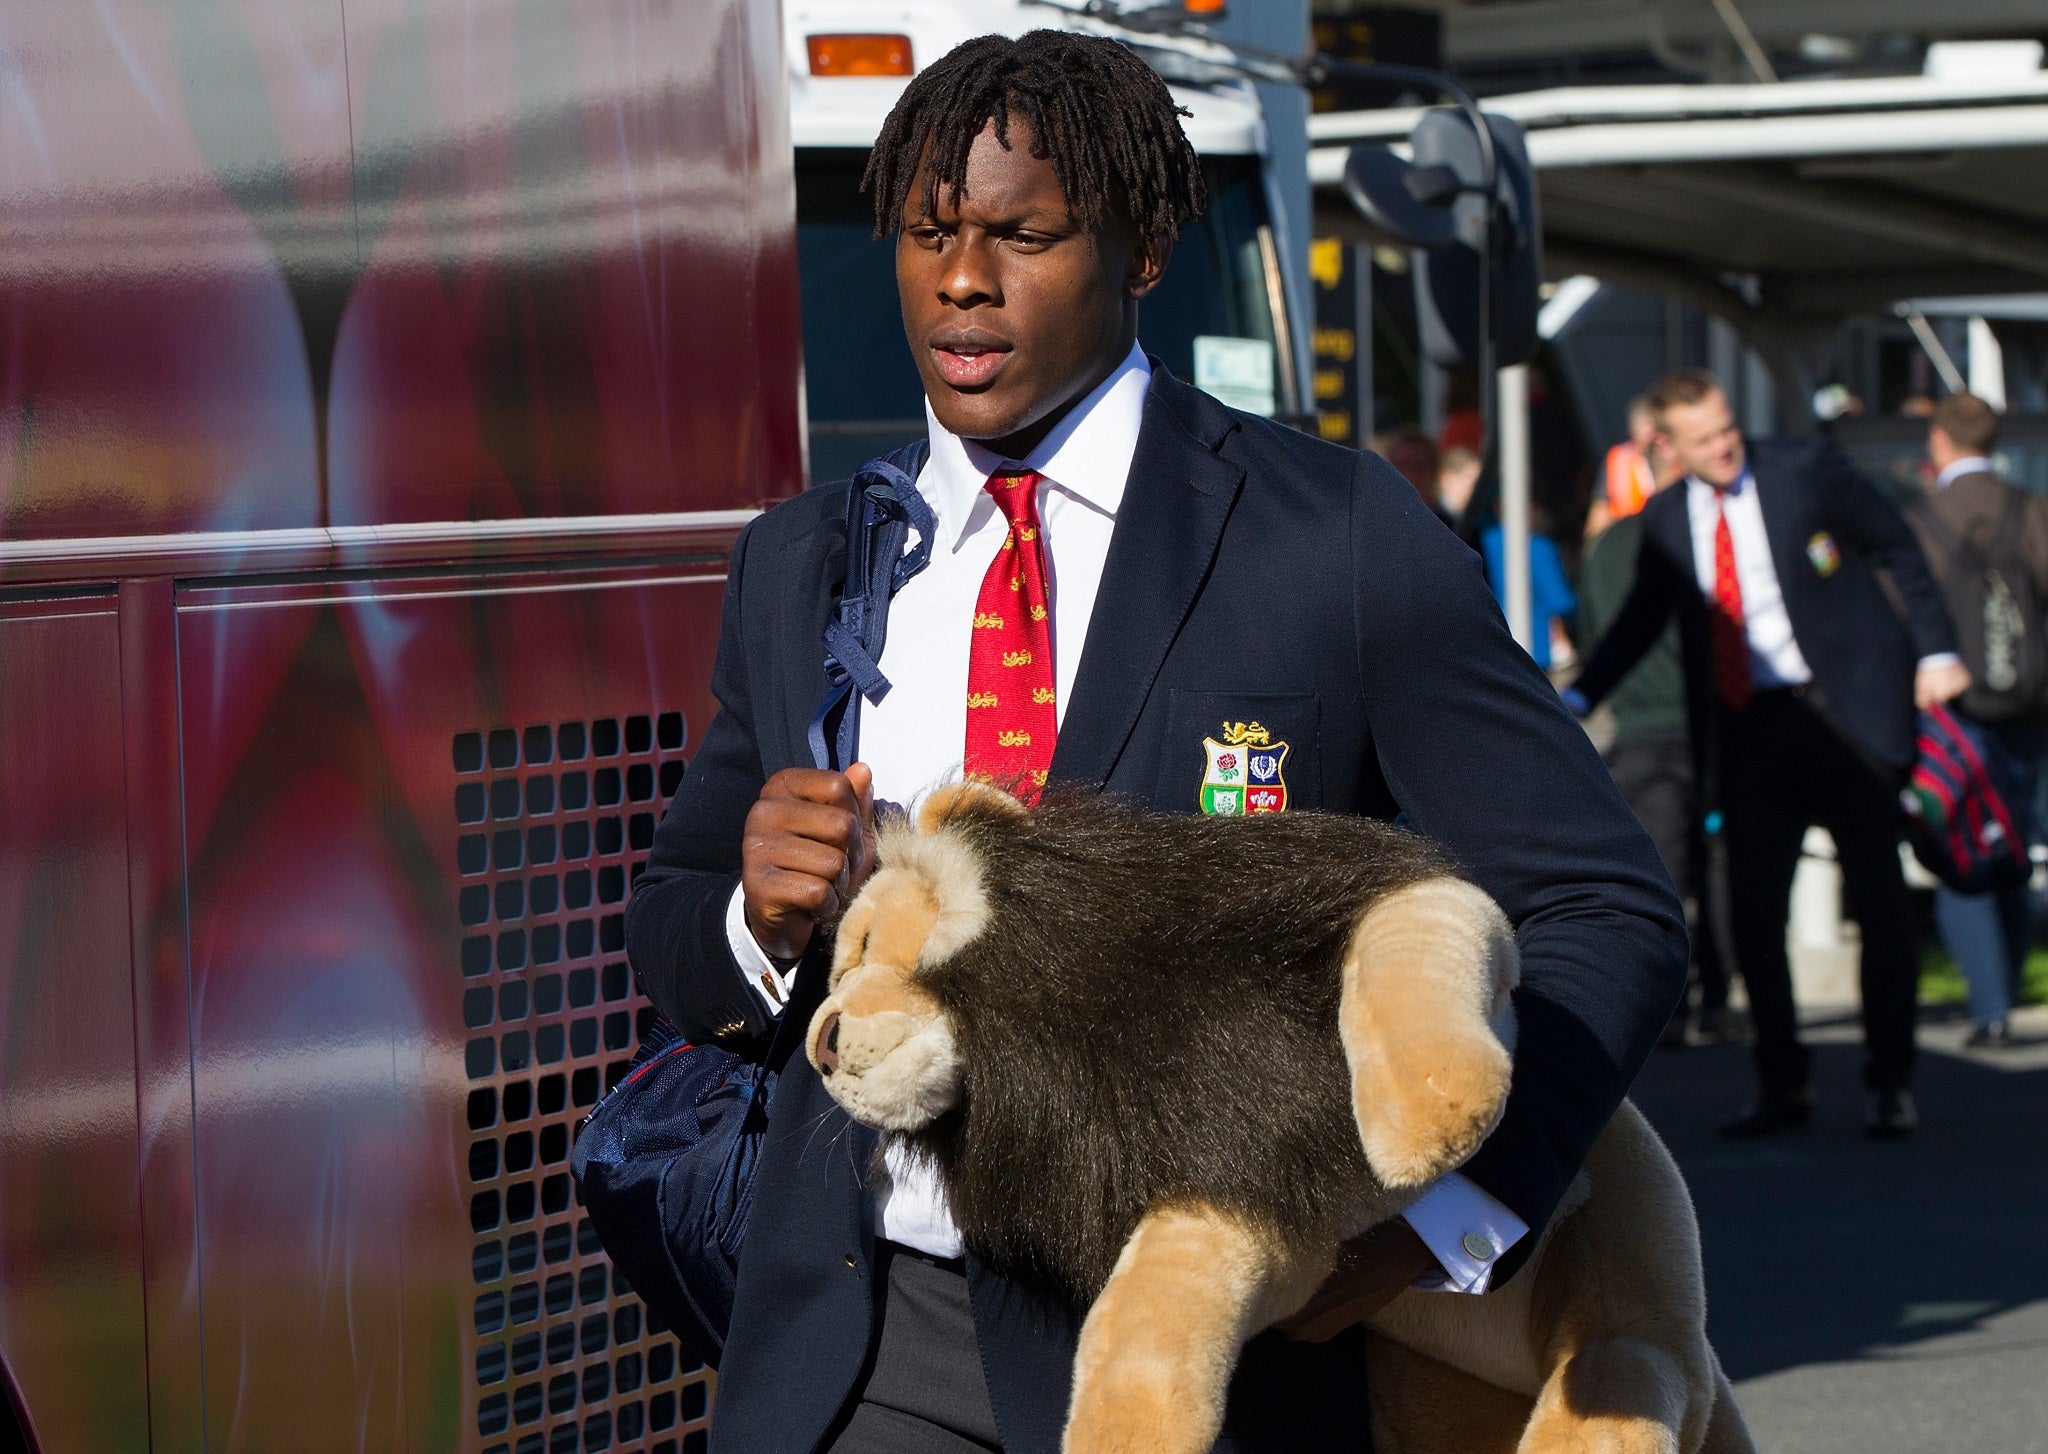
[0,2,799,1450]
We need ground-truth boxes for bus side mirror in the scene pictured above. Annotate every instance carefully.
[1340,111,1543,371]
[1410,110,1542,371]
[1341,146,1458,251]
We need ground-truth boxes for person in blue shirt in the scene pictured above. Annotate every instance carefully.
[1482,520,1578,672]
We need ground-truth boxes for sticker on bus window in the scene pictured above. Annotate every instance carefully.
[1194,335,1276,418]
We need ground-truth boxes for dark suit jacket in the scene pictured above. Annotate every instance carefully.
[627,366,1687,1453]
[1573,438,1957,779]
[1909,468,2048,723]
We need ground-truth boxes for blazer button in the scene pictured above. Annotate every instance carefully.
[717,1019,745,1038]
[843,1253,859,1269]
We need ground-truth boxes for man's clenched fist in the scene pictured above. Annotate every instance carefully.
[741,764,878,961]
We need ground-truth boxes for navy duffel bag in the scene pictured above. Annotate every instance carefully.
[570,443,935,1367]
[570,1016,778,1367]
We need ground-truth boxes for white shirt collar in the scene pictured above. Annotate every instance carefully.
[1687,467,1753,502]
[1936,456,1993,488]
[920,342,1151,551]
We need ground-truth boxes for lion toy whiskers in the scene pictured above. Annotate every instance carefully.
[806,781,1755,1454]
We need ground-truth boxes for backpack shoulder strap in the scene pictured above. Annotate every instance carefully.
[1988,485,2033,569]
[807,440,936,772]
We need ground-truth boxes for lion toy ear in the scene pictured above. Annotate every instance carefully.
[916,779,1031,835]
[1338,878,1520,1190]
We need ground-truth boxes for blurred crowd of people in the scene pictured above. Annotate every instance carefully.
[1378,375,2048,1138]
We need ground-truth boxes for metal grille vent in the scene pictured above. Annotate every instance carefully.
[455,714,712,1453]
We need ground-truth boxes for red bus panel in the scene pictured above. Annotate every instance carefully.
[0,0,798,1449]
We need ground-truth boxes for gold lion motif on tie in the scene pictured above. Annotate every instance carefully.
[1003,649,1034,668]
[975,612,1004,630]
[968,692,999,709]
[1032,687,1056,705]
[998,730,1033,748]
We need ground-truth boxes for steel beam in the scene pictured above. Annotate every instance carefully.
[1435,0,2048,65]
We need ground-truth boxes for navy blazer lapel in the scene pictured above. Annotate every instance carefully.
[1747,447,1808,610]
[1050,369,1247,787]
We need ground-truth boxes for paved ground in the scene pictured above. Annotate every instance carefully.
[1631,1004,2048,1453]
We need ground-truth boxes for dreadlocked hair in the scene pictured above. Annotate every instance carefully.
[863,30,1207,242]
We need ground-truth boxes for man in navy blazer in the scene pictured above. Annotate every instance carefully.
[1570,370,1964,1141]
[628,31,1684,1453]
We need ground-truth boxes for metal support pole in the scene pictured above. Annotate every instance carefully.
[1498,363,1534,652]
[1354,244,1375,439]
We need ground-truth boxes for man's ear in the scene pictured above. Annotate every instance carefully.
[1125,231,1171,301]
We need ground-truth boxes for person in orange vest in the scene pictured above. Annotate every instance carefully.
[1585,396,1668,539]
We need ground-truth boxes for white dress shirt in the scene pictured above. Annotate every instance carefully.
[1684,469,1959,679]
[1684,471,1815,689]
[725,341,1524,1292]
[1936,455,1994,489]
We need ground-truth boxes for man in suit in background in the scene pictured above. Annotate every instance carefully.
[1911,392,2048,1047]
[628,31,1685,1452]
[1569,370,1966,1140]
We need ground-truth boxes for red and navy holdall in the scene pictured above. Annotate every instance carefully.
[1902,704,2037,895]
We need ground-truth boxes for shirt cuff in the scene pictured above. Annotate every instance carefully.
[724,882,793,1014]
[1916,653,1962,672]
[1401,1172,1529,1295]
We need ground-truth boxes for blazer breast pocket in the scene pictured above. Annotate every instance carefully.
[1153,690,1321,815]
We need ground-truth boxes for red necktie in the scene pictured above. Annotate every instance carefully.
[964,471,1057,802]
[1710,499,1754,712]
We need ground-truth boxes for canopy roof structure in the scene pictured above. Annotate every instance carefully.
[1425,0,2048,73]
[1308,72,2048,401]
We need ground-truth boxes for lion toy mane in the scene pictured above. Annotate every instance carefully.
[807,781,1754,1454]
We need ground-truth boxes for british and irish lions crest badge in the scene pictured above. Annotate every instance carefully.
[1200,720,1289,815]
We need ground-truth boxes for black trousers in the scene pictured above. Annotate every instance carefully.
[824,1244,1003,1454]
[823,1242,1378,1453]
[1606,730,1729,1012]
[1721,690,1918,1094]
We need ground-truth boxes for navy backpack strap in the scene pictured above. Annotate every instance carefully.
[807,440,935,771]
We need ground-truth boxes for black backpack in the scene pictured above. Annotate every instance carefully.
[1913,489,2048,723]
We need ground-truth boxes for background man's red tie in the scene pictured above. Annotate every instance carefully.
[964,471,1057,802]
[1710,499,1754,712]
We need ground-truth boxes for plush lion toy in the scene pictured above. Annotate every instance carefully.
[807,782,1754,1454]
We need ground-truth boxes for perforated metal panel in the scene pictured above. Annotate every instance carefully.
[455,713,712,1454]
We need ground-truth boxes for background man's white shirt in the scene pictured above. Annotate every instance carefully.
[1684,471,1815,688]
[1684,469,1959,680]
[724,342,1524,1292]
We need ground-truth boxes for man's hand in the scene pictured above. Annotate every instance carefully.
[1274,1220,1440,1344]
[1915,659,1971,710]
[741,764,878,961]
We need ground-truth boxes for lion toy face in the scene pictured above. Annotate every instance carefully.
[804,796,991,1133]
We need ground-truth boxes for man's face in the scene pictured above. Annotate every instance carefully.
[897,119,1166,455]
[1657,389,1745,488]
